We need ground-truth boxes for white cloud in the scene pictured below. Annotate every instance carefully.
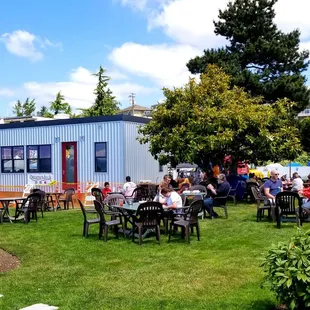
[22,67,155,110]
[1,30,62,61]
[148,0,310,49]
[119,0,147,11]
[110,0,310,89]
[274,0,310,40]
[109,42,201,87]
[117,0,167,11]
[300,41,310,52]
[0,88,14,97]
[149,0,228,49]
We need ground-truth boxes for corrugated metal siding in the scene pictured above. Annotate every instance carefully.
[124,122,167,183]
[0,121,124,191]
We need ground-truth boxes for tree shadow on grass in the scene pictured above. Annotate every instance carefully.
[244,299,276,310]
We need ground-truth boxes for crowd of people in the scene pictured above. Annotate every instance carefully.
[100,168,310,219]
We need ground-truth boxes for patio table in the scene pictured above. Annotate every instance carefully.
[0,197,27,223]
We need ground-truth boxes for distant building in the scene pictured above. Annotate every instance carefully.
[119,104,153,118]
[298,107,310,119]
[0,113,70,124]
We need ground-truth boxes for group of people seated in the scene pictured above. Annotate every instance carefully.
[154,173,230,219]
[251,170,310,216]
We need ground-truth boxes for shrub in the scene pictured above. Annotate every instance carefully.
[262,229,310,309]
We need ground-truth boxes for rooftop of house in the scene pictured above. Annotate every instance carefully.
[119,104,153,113]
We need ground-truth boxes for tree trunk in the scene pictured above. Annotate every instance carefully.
[230,157,238,175]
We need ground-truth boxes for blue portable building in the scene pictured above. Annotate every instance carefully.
[0,115,166,192]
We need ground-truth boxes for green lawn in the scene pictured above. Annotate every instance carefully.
[0,203,302,310]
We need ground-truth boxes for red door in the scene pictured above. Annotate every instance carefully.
[62,142,77,190]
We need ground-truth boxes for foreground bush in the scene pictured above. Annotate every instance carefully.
[262,229,310,309]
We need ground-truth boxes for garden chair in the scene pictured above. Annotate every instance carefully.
[77,199,100,237]
[104,194,126,216]
[94,200,125,242]
[126,186,148,202]
[243,182,259,203]
[132,201,163,246]
[275,192,304,228]
[189,185,207,192]
[168,199,203,244]
[228,181,241,205]
[212,186,231,219]
[91,188,105,203]
[188,185,207,219]
[59,188,75,210]
[251,186,272,222]
[20,193,42,223]
[32,189,48,215]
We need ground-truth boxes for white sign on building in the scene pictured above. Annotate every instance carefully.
[27,174,54,185]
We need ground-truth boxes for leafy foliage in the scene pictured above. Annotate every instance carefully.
[262,229,310,309]
[278,152,310,168]
[50,91,72,115]
[299,118,310,154]
[138,65,301,169]
[12,98,36,117]
[80,66,119,117]
[187,0,310,113]
[39,105,54,118]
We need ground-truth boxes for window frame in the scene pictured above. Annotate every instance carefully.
[1,146,25,173]
[95,142,107,173]
[26,144,52,173]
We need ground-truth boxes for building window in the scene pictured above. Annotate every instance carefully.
[27,145,52,173]
[95,142,107,172]
[1,146,25,173]
[159,162,163,172]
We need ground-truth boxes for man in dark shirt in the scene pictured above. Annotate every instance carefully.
[204,174,231,218]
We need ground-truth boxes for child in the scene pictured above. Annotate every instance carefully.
[102,182,112,198]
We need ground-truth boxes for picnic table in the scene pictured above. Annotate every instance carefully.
[0,197,27,223]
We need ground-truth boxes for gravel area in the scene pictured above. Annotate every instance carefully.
[0,248,20,272]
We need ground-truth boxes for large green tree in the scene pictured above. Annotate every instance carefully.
[187,0,310,113]
[12,98,36,117]
[80,66,119,117]
[50,91,72,115]
[138,65,301,171]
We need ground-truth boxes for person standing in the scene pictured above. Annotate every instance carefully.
[123,176,137,197]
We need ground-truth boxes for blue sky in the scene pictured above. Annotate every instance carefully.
[1,0,310,116]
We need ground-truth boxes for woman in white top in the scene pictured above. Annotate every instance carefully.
[291,172,304,192]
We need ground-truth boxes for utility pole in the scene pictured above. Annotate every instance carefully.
[129,93,136,116]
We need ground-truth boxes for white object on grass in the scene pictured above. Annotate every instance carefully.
[19,304,58,310]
